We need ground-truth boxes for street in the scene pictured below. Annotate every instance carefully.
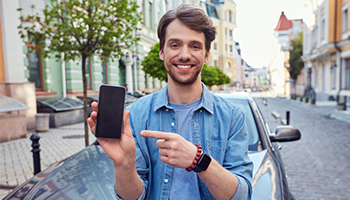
[252,94,350,200]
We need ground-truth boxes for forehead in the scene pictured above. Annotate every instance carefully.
[164,19,205,45]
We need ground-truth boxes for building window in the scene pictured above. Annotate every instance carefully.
[214,60,218,67]
[85,57,92,89]
[229,30,232,37]
[226,62,231,73]
[214,43,217,50]
[142,1,145,24]
[330,65,335,89]
[230,45,233,52]
[102,59,108,84]
[346,58,350,89]
[206,4,219,18]
[149,2,153,29]
[314,65,318,88]
[343,9,348,33]
[321,19,325,41]
[227,10,232,22]
[26,39,44,90]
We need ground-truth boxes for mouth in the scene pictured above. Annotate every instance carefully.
[176,64,193,69]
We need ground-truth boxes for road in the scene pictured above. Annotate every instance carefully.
[252,93,350,200]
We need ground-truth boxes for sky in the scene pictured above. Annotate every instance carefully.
[233,0,305,68]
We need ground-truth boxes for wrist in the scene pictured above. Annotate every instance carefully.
[186,144,202,172]
[113,154,137,170]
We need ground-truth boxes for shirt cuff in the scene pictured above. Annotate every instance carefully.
[231,175,250,200]
[114,181,147,200]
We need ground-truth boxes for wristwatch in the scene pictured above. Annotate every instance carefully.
[193,152,212,173]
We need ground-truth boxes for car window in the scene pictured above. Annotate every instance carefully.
[225,99,261,151]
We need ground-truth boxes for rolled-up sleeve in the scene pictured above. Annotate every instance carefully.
[226,108,253,200]
[231,175,250,200]
[114,181,148,200]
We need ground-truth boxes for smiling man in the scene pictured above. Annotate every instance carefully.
[88,4,253,200]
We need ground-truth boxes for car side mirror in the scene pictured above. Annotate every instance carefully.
[269,125,301,142]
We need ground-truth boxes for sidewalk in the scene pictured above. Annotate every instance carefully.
[0,122,95,198]
[279,97,350,123]
[288,98,350,124]
[250,92,350,124]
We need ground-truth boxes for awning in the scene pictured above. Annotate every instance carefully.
[37,97,84,112]
[0,95,29,113]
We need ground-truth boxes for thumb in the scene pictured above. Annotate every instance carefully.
[122,110,133,138]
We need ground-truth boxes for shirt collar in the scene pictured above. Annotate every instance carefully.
[154,83,214,114]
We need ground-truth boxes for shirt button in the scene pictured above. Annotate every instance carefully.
[164,179,169,183]
[171,122,175,126]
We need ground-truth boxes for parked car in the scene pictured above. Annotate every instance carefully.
[215,92,300,200]
[4,92,300,200]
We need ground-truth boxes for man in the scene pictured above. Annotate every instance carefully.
[88,4,253,200]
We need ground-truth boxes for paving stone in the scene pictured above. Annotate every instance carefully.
[254,95,350,199]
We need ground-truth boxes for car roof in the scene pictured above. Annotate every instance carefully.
[213,92,251,100]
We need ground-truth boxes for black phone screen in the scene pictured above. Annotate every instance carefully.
[95,85,126,140]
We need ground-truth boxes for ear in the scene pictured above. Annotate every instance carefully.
[159,49,164,60]
[204,50,210,63]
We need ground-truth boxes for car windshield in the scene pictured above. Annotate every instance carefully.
[224,99,260,151]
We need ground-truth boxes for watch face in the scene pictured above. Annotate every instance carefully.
[198,153,212,171]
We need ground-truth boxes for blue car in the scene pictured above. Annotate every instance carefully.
[4,92,300,199]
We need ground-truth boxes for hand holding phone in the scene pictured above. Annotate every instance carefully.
[94,85,126,140]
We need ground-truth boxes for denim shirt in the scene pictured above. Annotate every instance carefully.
[116,84,253,200]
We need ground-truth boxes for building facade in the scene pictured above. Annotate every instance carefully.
[303,0,350,105]
[205,0,241,91]
[270,12,303,97]
[0,0,37,142]
[0,0,166,142]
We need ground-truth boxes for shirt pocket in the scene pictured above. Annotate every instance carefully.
[205,139,227,164]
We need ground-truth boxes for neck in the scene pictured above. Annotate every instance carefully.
[167,79,203,104]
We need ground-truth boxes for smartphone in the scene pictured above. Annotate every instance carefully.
[95,85,126,140]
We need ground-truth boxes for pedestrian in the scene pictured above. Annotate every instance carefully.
[124,83,132,95]
[88,4,253,200]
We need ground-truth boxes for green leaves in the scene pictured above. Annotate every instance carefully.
[141,43,231,87]
[201,64,230,87]
[289,32,304,80]
[141,43,168,82]
[17,0,142,61]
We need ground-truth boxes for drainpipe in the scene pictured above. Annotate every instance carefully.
[334,0,342,102]
[133,29,138,93]
[58,0,66,97]
[61,53,66,97]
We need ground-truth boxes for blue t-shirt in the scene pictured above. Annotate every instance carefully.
[168,98,201,200]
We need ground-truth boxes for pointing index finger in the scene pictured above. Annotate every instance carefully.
[140,130,174,140]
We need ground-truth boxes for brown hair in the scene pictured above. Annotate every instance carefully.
[157,4,216,54]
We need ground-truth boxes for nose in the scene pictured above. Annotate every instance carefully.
[178,46,191,62]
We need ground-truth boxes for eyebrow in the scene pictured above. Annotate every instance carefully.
[166,38,204,45]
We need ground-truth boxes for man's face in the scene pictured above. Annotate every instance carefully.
[159,19,210,86]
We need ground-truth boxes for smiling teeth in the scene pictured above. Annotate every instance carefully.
[177,65,191,69]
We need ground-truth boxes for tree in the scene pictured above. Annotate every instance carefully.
[141,43,230,87]
[201,64,231,87]
[289,32,304,80]
[18,0,142,146]
[141,43,168,82]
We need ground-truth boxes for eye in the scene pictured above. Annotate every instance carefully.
[191,44,201,50]
[170,43,179,48]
